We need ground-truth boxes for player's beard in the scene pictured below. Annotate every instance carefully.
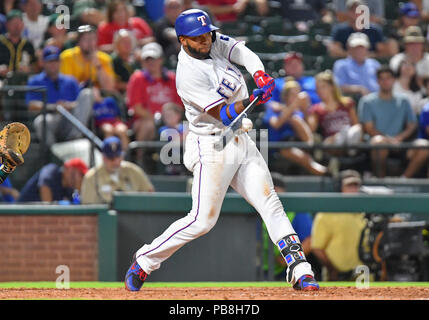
[185,44,211,60]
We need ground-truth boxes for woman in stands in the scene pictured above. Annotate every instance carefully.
[263,77,328,175]
[308,70,362,156]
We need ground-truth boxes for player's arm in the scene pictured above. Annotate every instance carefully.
[225,38,274,88]
[207,84,274,125]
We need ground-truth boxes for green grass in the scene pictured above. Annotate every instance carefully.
[1,281,429,289]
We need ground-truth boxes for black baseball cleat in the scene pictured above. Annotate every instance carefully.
[293,275,320,291]
[125,259,147,291]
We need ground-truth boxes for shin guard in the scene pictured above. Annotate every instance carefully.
[277,234,308,283]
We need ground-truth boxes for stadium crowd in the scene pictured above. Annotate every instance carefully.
[1,0,429,202]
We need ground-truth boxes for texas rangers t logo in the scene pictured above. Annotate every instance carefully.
[197,15,207,26]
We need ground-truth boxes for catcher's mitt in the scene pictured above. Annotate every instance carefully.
[0,122,31,172]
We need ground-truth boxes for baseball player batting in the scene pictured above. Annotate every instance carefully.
[125,9,319,291]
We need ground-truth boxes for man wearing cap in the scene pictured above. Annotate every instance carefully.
[0,9,37,78]
[18,157,88,203]
[60,25,115,91]
[390,26,429,82]
[311,169,366,281]
[126,41,183,144]
[328,0,392,58]
[270,51,320,110]
[394,2,422,43]
[81,136,155,204]
[26,45,93,148]
[333,32,380,97]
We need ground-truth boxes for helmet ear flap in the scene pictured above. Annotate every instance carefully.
[211,31,216,42]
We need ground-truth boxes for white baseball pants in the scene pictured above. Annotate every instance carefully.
[136,131,313,282]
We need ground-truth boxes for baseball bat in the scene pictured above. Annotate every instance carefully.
[214,95,260,151]
[56,104,104,150]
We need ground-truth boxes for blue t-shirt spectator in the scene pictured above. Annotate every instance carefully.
[93,96,121,126]
[331,23,385,52]
[418,102,429,139]
[263,104,304,141]
[18,163,73,202]
[272,77,320,105]
[26,72,80,105]
[291,212,313,241]
[358,92,416,137]
[333,57,380,93]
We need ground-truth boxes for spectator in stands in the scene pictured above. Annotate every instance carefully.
[153,0,184,65]
[328,0,392,58]
[92,86,129,150]
[97,0,154,53]
[196,0,268,23]
[333,0,385,24]
[416,0,429,23]
[111,29,139,93]
[126,42,182,143]
[333,32,380,98]
[0,0,20,34]
[311,169,366,281]
[308,70,363,154]
[278,0,332,28]
[0,177,19,202]
[0,0,20,16]
[21,0,49,50]
[81,136,154,204]
[391,2,422,46]
[71,0,106,30]
[0,9,37,78]
[159,102,186,139]
[416,102,429,177]
[60,24,115,91]
[272,52,320,106]
[393,58,425,115]
[159,102,187,175]
[18,158,88,203]
[358,66,429,178]
[389,26,429,85]
[26,45,94,148]
[418,99,429,141]
[263,78,328,176]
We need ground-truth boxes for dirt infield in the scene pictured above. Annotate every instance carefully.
[1,286,429,300]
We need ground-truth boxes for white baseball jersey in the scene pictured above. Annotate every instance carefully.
[176,33,253,135]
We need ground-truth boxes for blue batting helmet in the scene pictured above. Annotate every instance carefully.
[175,9,219,37]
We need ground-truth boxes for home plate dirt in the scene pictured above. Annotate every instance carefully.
[1,287,429,300]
